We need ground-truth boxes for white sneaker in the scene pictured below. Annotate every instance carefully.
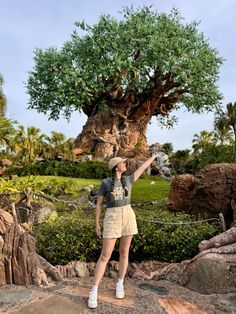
[88,290,98,309]
[116,282,125,299]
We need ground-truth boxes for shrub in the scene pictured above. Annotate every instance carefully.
[5,160,110,179]
[132,207,219,262]
[34,213,102,265]
[34,203,219,265]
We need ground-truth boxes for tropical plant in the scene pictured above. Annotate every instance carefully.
[9,125,46,165]
[0,116,16,149]
[0,73,7,117]
[214,110,233,145]
[162,142,174,156]
[192,130,216,153]
[214,102,236,159]
[169,149,191,173]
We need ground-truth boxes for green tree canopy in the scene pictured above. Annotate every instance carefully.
[27,6,223,121]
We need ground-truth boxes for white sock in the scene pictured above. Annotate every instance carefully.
[91,285,98,293]
[117,278,124,285]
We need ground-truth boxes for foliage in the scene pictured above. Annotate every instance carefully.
[169,149,192,174]
[27,6,223,123]
[0,175,101,199]
[0,116,16,148]
[0,121,76,166]
[132,204,219,262]
[0,73,7,117]
[162,142,174,156]
[188,126,236,171]
[214,102,236,159]
[1,175,169,206]
[34,202,219,265]
[5,160,110,179]
[0,174,217,264]
[34,212,102,264]
[192,130,217,153]
[191,144,235,170]
[214,111,233,145]
[9,125,46,166]
[0,175,43,193]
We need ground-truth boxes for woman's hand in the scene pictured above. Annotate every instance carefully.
[96,223,101,238]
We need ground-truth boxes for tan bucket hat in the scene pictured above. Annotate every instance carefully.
[108,157,127,170]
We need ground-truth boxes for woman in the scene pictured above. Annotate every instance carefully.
[88,155,157,309]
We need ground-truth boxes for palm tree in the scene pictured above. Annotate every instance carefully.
[226,102,236,157]
[0,116,16,148]
[162,142,174,156]
[0,73,7,117]
[63,138,75,160]
[214,111,233,145]
[192,130,216,153]
[48,131,66,159]
[214,102,236,159]
[10,125,45,165]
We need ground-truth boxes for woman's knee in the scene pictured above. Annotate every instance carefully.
[119,247,129,258]
[100,251,112,262]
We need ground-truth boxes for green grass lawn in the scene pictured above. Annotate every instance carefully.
[5,175,170,203]
[132,177,170,203]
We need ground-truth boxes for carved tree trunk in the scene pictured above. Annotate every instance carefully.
[73,98,161,158]
[0,209,62,286]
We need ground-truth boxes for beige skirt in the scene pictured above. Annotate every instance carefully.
[103,204,138,239]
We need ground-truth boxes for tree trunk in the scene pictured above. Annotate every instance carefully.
[73,99,156,159]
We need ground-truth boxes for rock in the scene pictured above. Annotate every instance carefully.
[0,209,14,226]
[74,261,89,277]
[29,203,56,225]
[177,225,236,294]
[81,154,93,161]
[148,143,171,179]
[0,167,6,176]
[178,252,236,294]
[81,186,92,192]
[162,166,171,177]
[0,209,62,287]
[1,159,13,167]
[158,296,208,314]
[167,163,236,227]
[16,201,56,225]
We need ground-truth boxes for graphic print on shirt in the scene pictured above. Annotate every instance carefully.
[112,186,125,201]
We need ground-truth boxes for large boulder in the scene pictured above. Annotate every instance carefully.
[167,163,236,227]
[178,226,236,294]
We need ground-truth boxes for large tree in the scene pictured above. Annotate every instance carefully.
[27,7,223,159]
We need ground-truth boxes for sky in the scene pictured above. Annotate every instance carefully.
[1,0,236,151]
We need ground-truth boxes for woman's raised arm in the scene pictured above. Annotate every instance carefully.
[133,154,157,182]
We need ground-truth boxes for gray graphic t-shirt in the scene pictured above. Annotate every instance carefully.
[97,174,135,208]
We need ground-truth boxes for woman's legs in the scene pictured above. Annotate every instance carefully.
[118,235,133,279]
[93,238,117,286]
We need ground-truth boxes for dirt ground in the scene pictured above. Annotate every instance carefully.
[1,276,236,314]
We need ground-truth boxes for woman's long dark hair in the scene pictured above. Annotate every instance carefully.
[111,167,128,197]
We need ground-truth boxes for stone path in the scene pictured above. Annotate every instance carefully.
[1,277,236,314]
